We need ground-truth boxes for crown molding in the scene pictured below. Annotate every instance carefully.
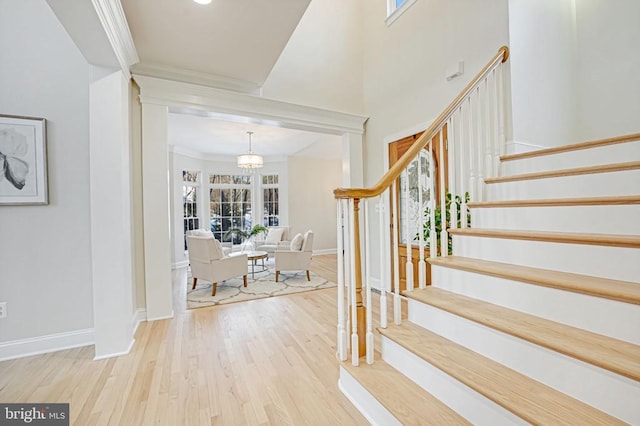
[132,62,262,95]
[133,75,368,136]
[92,0,139,75]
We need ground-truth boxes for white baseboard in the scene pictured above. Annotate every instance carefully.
[504,140,545,155]
[313,248,337,255]
[146,310,174,322]
[132,308,147,335]
[0,328,95,362]
[93,337,136,361]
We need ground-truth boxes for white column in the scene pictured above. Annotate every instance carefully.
[341,132,364,187]
[141,102,174,321]
[89,70,135,358]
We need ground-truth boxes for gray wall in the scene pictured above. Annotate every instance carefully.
[0,0,94,342]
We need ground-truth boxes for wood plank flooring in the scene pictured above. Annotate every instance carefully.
[0,255,367,425]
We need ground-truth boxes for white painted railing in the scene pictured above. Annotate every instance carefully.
[335,46,510,365]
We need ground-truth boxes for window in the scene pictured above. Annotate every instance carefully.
[399,151,432,244]
[385,0,417,26]
[183,171,200,250]
[209,174,252,244]
[262,174,279,227]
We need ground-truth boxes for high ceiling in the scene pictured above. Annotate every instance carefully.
[121,0,311,90]
[49,0,341,160]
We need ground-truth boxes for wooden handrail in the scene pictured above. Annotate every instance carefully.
[334,46,509,200]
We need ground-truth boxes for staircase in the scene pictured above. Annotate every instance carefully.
[338,135,640,425]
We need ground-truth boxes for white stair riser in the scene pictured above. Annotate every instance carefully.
[406,300,640,425]
[381,336,526,426]
[501,140,640,175]
[486,169,640,200]
[430,265,640,344]
[338,368,402,426]
[453,235,640,283]
[472,205,640,234]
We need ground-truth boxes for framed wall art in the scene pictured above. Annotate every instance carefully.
[0,114,48,205]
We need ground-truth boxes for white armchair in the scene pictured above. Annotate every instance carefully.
[186,234,248,296]
[255,226,290,256]
[275,230,314,282]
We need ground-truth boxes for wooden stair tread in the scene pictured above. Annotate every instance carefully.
[402,287,640,382]
[379,322,626,425]
[500,133,640,162]
[467,195,640,208]
[448,227,640,248]
[342,358,470,425]
[427,256,640,305]
[484,161,640,184]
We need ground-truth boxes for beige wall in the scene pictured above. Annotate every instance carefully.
[261,0,364,114]
[287,157,341,252]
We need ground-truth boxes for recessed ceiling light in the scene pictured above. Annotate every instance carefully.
[193,0,212,4]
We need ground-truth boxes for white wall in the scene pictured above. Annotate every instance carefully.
[574,0,640,140]
[361,0,510,279]
[509,0,578,148]
[0,0,94,342]
[287,156,341,252]
[261,0,364,114]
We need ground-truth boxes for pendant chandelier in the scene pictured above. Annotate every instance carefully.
[237,131,263,169]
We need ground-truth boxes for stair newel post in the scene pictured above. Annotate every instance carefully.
[350,198,366,360]
[417,150,427,289]
[378,194,388,328]
[391,181,402,325]
[404,169,414,291]
[336,199,348,361]
[364,199,374,364]
[439,129,448,257]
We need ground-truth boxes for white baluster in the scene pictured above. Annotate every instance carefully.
[391,182,401,325]
[483,77,493,182]
[336,200,347,361]
[497,63,506,165]
[491,69,500,179]
[458,107,468,229]
[364,200,373,364]
[475,87,485,201]
[447,118,458,241]
[404,169,414,291]
[428,138,437,259]
[417,151,426,289]
[439,130,448,257]
[379,194,388,328]
[348,198,359,366]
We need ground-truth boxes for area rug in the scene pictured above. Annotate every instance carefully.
[186,260,336,309]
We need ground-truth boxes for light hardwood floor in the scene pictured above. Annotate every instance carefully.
[0,255,367,425]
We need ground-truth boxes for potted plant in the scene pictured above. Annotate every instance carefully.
[416,192,470,255]
[225,224,268,252]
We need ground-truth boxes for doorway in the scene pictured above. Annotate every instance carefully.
[388,128,448,291]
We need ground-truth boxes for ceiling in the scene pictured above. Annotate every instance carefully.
[49,0,342,160]
[168,111,342,160]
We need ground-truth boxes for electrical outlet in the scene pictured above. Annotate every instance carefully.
[0,302,7,319]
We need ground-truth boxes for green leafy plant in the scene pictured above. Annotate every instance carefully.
[416,192,471,255]
[224,224,268,243]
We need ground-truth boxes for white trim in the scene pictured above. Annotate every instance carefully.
[504,140,546,155]
[0,329,94,362]
[146,310,175,322]
[338,367,402,426]
[132,62,261,95]
[133,75,368,136]
[385,0,418,27]
[313,248,337,256]
[93,338,135,360]
[132,308,147,336]
[91,0,139,75]
[172,260,189,270]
